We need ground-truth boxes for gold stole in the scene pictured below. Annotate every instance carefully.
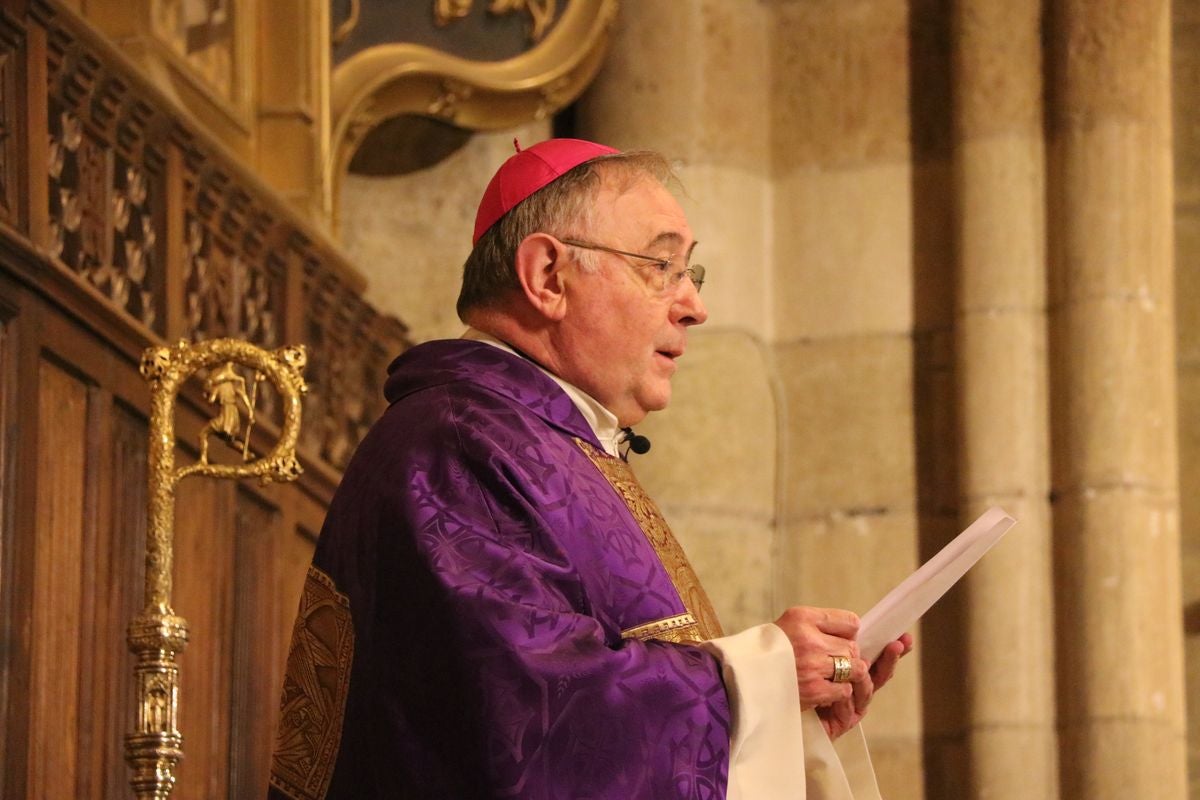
[575,439,724,644]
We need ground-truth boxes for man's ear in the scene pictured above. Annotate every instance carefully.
[514,233,570,321]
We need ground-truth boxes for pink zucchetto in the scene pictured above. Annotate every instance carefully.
[472,138,620,244]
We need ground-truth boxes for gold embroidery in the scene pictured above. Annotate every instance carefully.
[622,613,703,644]
[269,566,356,800]
[575,439,724,642]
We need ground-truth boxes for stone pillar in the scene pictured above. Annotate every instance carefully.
[1047,2,1186,797]
[907,3,963,794]
[576,0,773,341]
[951,2,1059,797]
[575,1,778,636]
[769,2,923,797]
[1172,4,1200,795]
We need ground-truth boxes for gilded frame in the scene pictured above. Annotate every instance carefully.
[327,0,618,220]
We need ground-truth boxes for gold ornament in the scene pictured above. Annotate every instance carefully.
[126,338,307,800]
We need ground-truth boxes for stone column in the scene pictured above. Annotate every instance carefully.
[1172,3,1200,793]
[769,2,923,797]
[576,1,779,636]
[951,2,1058,797]
[1047,2,1186,797]
[576,0,773,341]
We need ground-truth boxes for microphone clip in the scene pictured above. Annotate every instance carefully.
[620,427,651,460]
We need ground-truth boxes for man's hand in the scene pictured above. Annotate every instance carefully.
[816,633,915,739]
[772,607,868,711]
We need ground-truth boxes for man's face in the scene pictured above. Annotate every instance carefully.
[555,175,708,427]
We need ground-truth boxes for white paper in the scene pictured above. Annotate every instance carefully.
[857,507,1017,663]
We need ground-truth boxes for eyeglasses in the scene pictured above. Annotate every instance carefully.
[559,238,706,295]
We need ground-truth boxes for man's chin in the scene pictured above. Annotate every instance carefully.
[619,391,671,427]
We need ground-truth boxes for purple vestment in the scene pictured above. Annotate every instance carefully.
[269,340,731,800]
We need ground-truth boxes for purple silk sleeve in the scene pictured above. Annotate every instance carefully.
[311,355,732,800]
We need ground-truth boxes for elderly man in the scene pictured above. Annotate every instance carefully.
[268,139,911,800]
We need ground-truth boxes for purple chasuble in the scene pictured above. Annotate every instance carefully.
[269,340,731,800]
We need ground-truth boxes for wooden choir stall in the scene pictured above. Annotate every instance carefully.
[0,2,409,797]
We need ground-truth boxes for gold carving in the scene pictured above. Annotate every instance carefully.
[329,0,617,222]
[535,74,574,120]
[427,78,475,121]
[269,566,356,800]
[575,440,724,642]
[434,0,558,43]
[198,361,259,463]
[127,338,308,799]
[332,0,362,46]
[433,0,471,25]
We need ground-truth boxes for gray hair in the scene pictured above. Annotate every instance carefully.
[456,150,675,320]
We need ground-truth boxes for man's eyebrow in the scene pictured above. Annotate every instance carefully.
[645,232,699,260]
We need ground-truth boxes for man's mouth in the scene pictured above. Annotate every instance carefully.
[655,348,682,369]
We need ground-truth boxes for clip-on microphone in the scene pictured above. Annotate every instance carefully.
[620,427,651,459]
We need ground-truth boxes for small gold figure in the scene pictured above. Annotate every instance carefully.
[147,681,169,733]
[199,362,253,463]
[432,0,557,41]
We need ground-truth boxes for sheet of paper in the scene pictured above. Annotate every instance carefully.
[857,507,1017,663]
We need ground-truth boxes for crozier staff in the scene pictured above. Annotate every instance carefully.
[268,139,912,800]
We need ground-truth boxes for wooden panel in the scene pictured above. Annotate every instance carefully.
[262,509,319,780]
[173,475,235,800]
[28,358,88,798]
[0,308,12,794]
[0,288,38,800]
[73,384,112,800]
[98,402,149,799]
[275,522,318,677]
[229,489,281,797]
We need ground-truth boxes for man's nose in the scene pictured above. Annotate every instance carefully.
[672,279,708,326]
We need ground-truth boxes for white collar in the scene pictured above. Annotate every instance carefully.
[462,329,623,458]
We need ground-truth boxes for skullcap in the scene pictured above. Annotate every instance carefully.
[472,138,620,244]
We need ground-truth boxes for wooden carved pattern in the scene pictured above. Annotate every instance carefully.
[301,265,392,470]
[182,162,291,433]
[36,11,409,477]
[182,162,283,352]
[46,38,164,333]
[181,212,280,349]
[0,23,19,227]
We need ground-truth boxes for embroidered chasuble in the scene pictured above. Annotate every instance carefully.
[575,439,724,645]
[268,340,733,800]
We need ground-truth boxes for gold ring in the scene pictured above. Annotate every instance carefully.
[830,655,853,683]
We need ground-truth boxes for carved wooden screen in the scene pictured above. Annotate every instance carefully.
[0,3,409,798]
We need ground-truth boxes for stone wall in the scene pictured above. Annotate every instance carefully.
[340,121,552,343]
